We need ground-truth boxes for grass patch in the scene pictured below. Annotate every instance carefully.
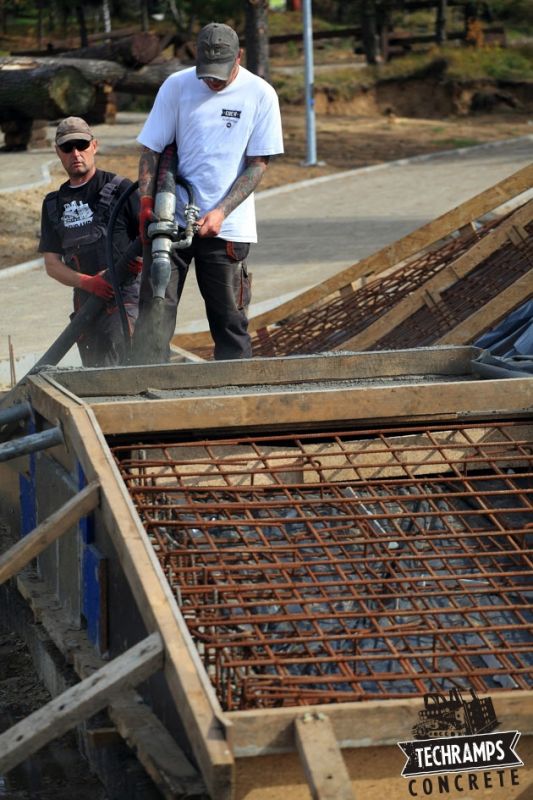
[273,43,533,105]
[433,137,482,148]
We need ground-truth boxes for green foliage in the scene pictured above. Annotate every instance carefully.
[273,41,533,106]
[442,44,533,80]
[490,0,533,31]
[433,137,482,148]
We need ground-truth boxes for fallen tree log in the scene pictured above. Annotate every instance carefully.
[116,59,186,94]
[0,55,126,86]
[0,60,94,122]
[61,32,163,68]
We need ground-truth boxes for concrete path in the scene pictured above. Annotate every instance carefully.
[0,112,531,388]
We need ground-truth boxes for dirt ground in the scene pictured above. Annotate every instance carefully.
[0,108,531,269]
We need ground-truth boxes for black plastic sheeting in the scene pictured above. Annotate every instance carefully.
[175,479,533,702]
[247,482,532,696]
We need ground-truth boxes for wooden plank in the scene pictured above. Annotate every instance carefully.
[342,197,533,351]
[84,377,533,436]
[26,377,235,800]
[295,712,355,800]
[110,694,207,799]
[16,570,207,800]
[437,269,533,346]
[175,163,533,342]
[41,347,480,399]
[169,343,207,363]
[0,632,163,775]
[129,424,531,486]
[227,691,533,757]
[0,480,100,585]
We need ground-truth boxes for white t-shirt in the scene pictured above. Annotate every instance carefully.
[137,66,284,243]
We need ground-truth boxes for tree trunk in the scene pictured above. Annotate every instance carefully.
[361,0,379,65]
[75,5,89,48]
[116,59,185,94]
[0,56,126,87]
[61,32,163,67]
[102,0,112,34]
[436,0,447,44]
[140,0,150,33]
[0,62,94,122]
[245,0,270,82]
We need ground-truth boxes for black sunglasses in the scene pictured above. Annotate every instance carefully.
[58,139,92,154]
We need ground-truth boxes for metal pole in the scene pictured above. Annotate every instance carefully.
[0,427,64,463]
[302,0,317,165]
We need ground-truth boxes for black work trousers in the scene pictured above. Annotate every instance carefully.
[73,285,139,368]
[137,235,252,362]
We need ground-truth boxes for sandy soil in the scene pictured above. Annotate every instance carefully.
[0,109,530,269]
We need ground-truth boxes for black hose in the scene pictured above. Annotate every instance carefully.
[105,179,140,354]
[176,175,195,206]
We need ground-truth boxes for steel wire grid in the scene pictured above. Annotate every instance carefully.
[112,420,533,710]
[186,216,500,361]
[375,220,533,350]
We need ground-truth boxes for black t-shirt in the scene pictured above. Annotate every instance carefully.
[39,169,139,271]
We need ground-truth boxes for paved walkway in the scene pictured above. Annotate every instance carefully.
[0,112,531,387]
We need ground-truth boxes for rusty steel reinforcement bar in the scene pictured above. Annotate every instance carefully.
[111,419,533,712]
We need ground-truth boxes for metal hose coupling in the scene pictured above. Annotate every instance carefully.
[147,189,178,300]
[174,202,200,250]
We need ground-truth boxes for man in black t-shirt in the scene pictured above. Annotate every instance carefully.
[39,116,141,367]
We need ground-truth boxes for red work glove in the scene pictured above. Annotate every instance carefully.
[139,195,155,246]
[127,256,143,277]
[79,271,114,300]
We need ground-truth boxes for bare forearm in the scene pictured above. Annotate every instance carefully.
[217,156,269,217]
[138,146,159,196]
[44,252,82,289]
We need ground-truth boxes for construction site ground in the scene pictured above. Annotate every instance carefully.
[0,107,532,799]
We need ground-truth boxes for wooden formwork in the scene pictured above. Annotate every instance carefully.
[0,348,532,799]
[172,164,533,360]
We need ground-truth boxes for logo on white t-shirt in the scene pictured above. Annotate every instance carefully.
[221,108,241,128]
[62,200,94,228]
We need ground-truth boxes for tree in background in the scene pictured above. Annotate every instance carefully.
[245,0,270,80]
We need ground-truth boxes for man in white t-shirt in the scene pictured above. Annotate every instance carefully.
[135,21,284,361]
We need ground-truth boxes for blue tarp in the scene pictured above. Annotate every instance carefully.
[475,299,533,358]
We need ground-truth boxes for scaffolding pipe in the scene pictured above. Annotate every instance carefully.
[0,402,32,428]
[0,427,64,463]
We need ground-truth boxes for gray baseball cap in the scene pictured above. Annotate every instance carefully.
[196,23,239,81]
[55,117,93,146]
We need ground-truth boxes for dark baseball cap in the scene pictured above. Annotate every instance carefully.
[55,117,93,146]
[196,23,239,81]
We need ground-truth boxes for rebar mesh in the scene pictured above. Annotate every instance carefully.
[375,220,533,350]
[186,216,500,361]
[112,420,533,710]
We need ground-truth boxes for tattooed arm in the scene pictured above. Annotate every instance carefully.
[197,155,270,238]
[138,146,160,197]
[138,146,161,243]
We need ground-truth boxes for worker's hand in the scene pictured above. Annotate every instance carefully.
[127,256,143,277]
[196,208,224,238]
[139,195,155,245]
[79,271,114,300]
